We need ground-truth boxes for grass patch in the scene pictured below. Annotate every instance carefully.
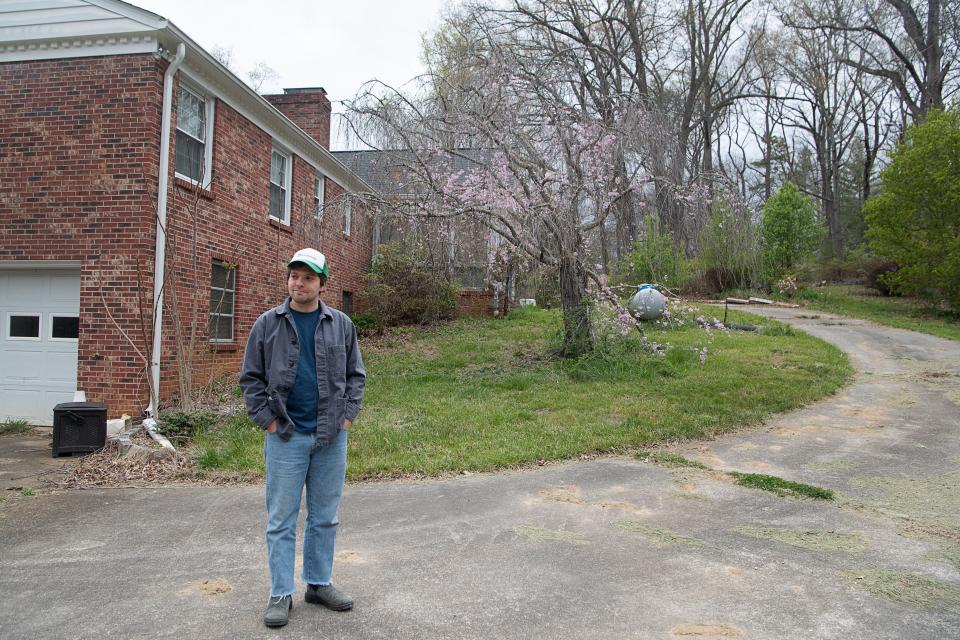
[192,307,851,480]
[513,524,590,545]
[841,569,960,612]
[734,526,867,553]
[0,419,32,435]
[190,413,265,474]
[793,285,960,341]
[613,521,711,548]
[18,487,34,497]
[729,472,834,500]
[635,451,709,469]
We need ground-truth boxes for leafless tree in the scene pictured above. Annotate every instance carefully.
[796,0,957,123]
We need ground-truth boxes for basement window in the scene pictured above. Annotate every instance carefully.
[209,261,236,342]
[175,85,214,186]
[270,148,291,224]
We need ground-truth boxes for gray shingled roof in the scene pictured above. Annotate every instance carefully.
[332,148,494,196]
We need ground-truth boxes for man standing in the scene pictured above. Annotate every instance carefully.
[240,248,366,628]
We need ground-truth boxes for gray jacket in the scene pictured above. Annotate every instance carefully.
[240,297,365,444]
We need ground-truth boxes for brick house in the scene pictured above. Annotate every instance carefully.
[0,0,375,423]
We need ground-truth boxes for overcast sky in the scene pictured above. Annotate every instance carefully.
[133,0,451,148]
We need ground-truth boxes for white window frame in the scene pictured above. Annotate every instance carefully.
[315,174,325,220]
[174,83,215,188]
[343,192,352,236]
[209,262,236,343]
[48,313,79,342]
[6,312,41,341]
[269,146,292,225]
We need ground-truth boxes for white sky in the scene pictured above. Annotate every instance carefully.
[133,0,451,149]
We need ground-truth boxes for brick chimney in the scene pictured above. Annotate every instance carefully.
[264,87,331,149]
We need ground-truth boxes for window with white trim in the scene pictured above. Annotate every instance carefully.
[209,261,236,342]
[50,314,79,341]
[270,148,291,224]
[175,85,214,186]
[343,193,352,236]
[7,313,41,340]
[314,174,325,220]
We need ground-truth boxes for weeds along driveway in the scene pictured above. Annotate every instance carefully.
[0,308,958,639]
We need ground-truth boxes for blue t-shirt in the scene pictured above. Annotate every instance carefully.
[287,308,320,433]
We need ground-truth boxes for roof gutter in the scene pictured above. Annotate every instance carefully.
[147,41,185,417]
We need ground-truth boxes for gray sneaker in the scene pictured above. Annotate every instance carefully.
[264,594,293,627]
[305,584,354,611]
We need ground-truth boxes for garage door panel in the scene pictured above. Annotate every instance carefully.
[44,352,79,384]
[1,348,46,382]
[4,275,40,302]
[0,268,80,425]
[0,387,42,422]
[49,275,81,306]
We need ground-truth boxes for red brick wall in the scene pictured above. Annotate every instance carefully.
[456,290,495,317]
[0,54,163,418]
[160,81,374,402]
[0,55,373,418]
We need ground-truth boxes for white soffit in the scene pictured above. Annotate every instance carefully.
[0,0,163,60]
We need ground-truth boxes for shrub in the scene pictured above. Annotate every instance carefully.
[761,182,824,281]
[863,260,900,296]
[866,110,960,309]
[684,266,739,297]
[699,195,762,291]
[616,215,694,291]
[349,312,379,336]
[366,241,459,328]
[157,411,218,441]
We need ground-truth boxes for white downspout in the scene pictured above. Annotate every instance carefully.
[147,42,185,419]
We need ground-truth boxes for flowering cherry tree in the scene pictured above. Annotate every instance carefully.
[346,15,648,356]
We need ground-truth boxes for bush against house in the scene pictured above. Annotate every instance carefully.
[865,110,960,310]
[366,241,459,328]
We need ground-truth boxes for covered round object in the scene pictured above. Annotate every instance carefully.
[628,284,666,320]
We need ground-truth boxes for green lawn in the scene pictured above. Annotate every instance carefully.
[190,306,851,480]
[793,285,960,342]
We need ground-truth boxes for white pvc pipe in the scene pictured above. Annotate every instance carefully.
[148,42,185,417]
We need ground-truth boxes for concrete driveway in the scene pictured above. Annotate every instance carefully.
[1,308,958,639]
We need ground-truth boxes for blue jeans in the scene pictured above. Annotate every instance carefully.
[264,429,348,597]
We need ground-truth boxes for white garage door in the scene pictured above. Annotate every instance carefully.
[0,269,80,425]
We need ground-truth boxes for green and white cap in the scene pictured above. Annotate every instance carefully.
[288,248,329,278]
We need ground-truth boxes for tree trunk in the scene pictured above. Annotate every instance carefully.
[613,156,636,257]
[558,251,591,357]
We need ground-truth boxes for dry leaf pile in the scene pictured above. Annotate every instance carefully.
[57,436,199,489]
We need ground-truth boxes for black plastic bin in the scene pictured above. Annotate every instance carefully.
[52,402,107,457]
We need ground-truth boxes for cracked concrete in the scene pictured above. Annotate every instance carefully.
[0,307,958,638]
